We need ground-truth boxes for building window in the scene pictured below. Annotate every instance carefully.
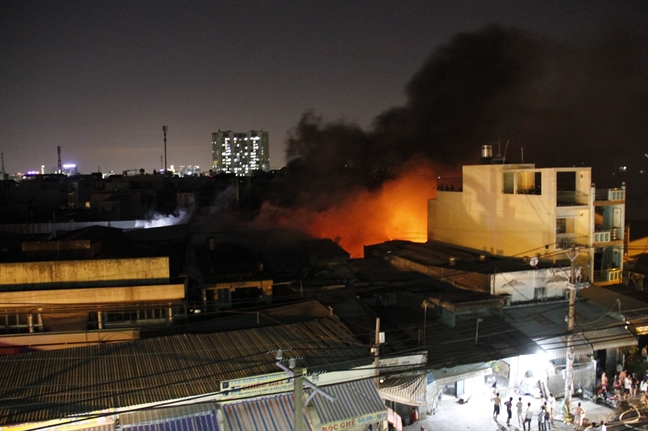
[503,173,514,194]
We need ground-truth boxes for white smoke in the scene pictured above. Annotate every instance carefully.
[135,208,191,229]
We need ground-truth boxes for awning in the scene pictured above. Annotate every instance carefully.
[535,333,593,359]
[430,363,491,386]
[386,407,402,431]
[120,403,219,431]
[221,394,313,431]
[379,375,426,406]
[310,379,387,429]
[584,327,638,351]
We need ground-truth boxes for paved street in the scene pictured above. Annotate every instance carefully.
[404,391,630,431]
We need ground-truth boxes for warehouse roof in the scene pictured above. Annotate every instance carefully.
[0,316,371,426]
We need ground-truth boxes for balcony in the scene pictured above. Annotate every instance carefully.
[556,190,589,207]
[593,269,622,285]
[593,228,622,244]
[594,188,625,202]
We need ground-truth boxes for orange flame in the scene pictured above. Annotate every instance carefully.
[255,160,438,257]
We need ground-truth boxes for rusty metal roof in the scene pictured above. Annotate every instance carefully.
[0,317,371,426]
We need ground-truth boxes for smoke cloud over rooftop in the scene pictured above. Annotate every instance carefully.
[206,24,648,254]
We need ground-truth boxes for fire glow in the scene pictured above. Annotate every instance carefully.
[256,161,438,257]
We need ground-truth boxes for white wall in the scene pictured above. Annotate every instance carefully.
[492,266,578,303]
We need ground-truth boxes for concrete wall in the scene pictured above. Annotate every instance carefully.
[0,284,185,306]
[428,165,594,261]
[0,257,170,287]
[628,237,648,257]
[492,267,576,303]
[0,330,140,353]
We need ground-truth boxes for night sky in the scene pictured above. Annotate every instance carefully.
[1,0,647,177]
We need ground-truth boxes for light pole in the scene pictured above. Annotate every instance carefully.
[475,318,484,344]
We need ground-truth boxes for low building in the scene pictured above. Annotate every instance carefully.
[0,226,187,352]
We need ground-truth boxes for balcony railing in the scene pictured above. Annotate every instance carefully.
[594,188,625,202]
[593,228,622,244]
[556,190,589,206]
[593,269,622,284]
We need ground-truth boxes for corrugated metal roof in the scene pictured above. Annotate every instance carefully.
[502,299,638,358]
[120,403,219,426]
[0,317,371,426]
[583,326,637,351]
[222,394,313,431]
[120,403,219,431]
[310,379,386,425]
[535,334,593,359]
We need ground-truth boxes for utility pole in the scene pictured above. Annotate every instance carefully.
[275,350,333,431]
[374,317,381,384]
[294,365,304,431]
[563,246,589,423]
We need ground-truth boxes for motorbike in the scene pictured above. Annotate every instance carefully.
[583,386,618,408]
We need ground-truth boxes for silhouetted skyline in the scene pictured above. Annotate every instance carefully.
[1,0,646,177]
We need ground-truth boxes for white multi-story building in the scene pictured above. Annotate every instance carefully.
[428,150,625,285]
[211,130,270,176]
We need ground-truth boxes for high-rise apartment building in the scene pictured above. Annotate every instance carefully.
[211,130,270,176]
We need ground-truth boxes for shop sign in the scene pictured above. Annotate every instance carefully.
[320,411,387,431]
[220,371,296,399]
[2,414,113,431]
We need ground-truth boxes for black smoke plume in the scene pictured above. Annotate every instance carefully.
[263,24,647,213]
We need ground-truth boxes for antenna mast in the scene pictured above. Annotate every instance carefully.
[57,146,62,174]
[162,126,168,175]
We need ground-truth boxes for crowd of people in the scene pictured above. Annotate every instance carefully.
[492,392,557,431]
[599,360,648,403]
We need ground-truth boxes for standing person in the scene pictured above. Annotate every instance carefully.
[517,397,524,427]
[537,405,546,431]
[524,402,533,431]
[543,403,551,431]
[547,393,556,425]
[631,375,638,398]
[492,392,502,420]
[504,396,513,426]
[624,372,632,400]
[574,402,585,431]
[601,372,609,391]
[614,375,622,398]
